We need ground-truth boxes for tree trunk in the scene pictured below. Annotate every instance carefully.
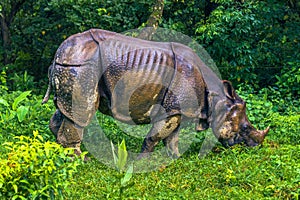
[0,0,27,64]
[146,0,164,28]
[0,14,11,64]
[138,0,164,40]
[204,0,218,21]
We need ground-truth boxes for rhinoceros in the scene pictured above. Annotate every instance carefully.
[42,29,269,158]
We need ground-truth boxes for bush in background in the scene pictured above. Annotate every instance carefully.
[237,62,300,145]
[195,0,300,87]
[0,88,55,143]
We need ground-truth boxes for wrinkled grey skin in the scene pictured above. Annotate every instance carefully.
[43,29,269,157]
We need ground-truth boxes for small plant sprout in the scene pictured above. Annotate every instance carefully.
[111,139,134,198]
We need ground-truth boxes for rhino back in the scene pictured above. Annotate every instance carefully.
[97,36,177,124]
[51,29,225,126]
[97,32,213,123]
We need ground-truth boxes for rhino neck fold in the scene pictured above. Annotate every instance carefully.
[161,42,178,106]
[207,92,227,137]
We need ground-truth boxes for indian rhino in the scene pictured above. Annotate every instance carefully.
[42,29,269,158]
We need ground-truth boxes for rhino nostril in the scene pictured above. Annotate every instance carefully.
[228,138,235,146]
[241,123,248,130]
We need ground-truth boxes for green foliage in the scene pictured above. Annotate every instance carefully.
[12,91,31,111]
[162,0,204,35]
[47,0,151,32]
[0,130,84,199]
[0,91,31,123]
[8,71,36,91]
[195,0,300,87]
[268,112,300,144]
[0,69,8,92]
[111,139,134,199]
[274,62,300,100]
[67,144,300,199]
[0,89,55,143]
[112,139,128,172]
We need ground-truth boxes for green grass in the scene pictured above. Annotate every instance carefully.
[0,87,299,199]
[67,142,300,199]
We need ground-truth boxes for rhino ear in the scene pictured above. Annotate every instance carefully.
[222,80,237,101]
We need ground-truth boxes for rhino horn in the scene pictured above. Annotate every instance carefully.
[251,126,270,144]
[260,126,270,139]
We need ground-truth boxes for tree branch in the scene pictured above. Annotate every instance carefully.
[1,0,26,64]
[145,0,164,28]
[138,0,164,40]
[8,0,27,26]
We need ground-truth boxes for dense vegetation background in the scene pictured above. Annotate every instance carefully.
[1,0,299,90]
[0,0,299,199]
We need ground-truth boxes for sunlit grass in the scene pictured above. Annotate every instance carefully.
[67,141,300,199]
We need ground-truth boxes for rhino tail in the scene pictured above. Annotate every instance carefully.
[42,63,54,104]
[42,82,52,104]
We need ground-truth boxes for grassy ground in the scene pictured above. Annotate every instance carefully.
[1,91,299,199]
[67,141,300,200]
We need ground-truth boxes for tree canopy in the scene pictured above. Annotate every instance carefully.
[0,0,299,92]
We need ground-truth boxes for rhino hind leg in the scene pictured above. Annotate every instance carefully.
[49,109,84,155]
[49,109,63,137]
[138,115,181,159]
[56,117,84,156]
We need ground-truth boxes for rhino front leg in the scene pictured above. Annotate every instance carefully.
[138,115,181,159]
[163,126,180,158]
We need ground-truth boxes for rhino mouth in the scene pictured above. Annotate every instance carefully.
[219,133,244,147]
[219,127,270,147]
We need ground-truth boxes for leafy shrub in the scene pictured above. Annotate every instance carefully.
[162,0,203,35]
[111,139,134,198]
[8,71,36,92]
[237,82,300,145]
[0,91,31,123]
[195,0,300,87]
[0,69,8,93]
[0,89,55,143]
[266,112,300,144]
[0,131,84,199]
[273,62,300,106]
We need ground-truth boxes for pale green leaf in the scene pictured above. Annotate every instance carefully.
[121,164,133,186]
[117,139,128,171]
[16,106,29,122]
[111,141,118,167]
[0,98,9,107]
[13,184,18,193]
[12,91,31,111]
